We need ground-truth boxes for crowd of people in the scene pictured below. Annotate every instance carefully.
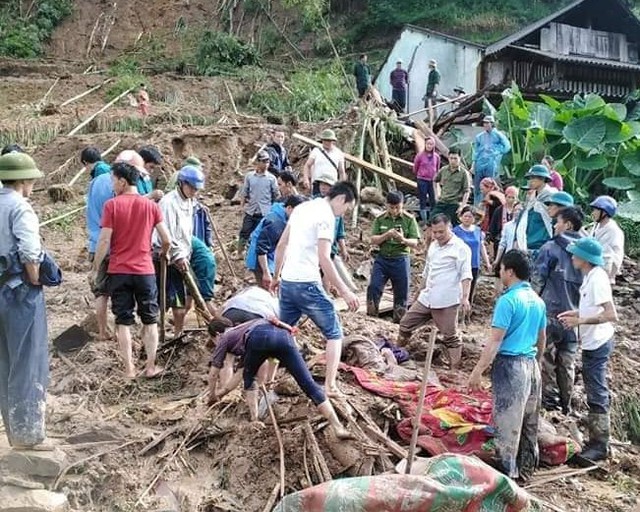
[0,116,628,483]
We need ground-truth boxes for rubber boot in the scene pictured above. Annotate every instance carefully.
[392,306,406,324]
[581,412,610,462]
[366,300,379,318]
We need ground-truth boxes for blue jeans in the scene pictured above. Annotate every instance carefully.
[366,255,410,311]
[473,161,498,205]
[0,282,49,446]
[582,339,614,414]
[417,179,436,211]
[243,323,325,405]
[279,281,343,340]
[491,354,541,479]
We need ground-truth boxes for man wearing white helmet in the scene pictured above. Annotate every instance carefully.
[154,165,205,338]
[589,196,625,284]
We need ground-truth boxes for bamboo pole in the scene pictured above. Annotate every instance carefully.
[68,139,121,186]
[400,93,473,119]
[38,78,59,107]
[224,81,239,115]
[351,115,368,229]
[40,205,86,227]
[67,89,132,137]
[86,12,104,58]
[389,155,413,168]
[61,79,113,107]
[293,133,417,189]
[378,120,395,190]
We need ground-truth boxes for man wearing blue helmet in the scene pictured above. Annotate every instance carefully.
[559,237,618,462]
[154,165,205,338]
[589,196,624,284]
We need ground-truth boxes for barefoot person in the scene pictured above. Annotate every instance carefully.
[272,181,360,397]
[207,318,352,438]
[92,162,171,378]
[0,153,59,449]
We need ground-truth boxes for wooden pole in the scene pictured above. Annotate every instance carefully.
[182,264,214,324]
[413,120,449,158]
[224,81,239,115]
[61,79,113,107]
[293,133,417,189]
[68,138,121,186]
[351,115,368,229]
[67,88,132,137]
[86,12,104,58]
[40,205,86,227]
[405,327,437,475]
[159,258,167,345]
[389,155,413,168]
[38,78,59,107]
[204,207,237,280]
[400,93,473,119]
[262,385,286,498]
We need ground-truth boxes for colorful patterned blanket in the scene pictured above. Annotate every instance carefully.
[347,365,579,465]
[275,454,533,512]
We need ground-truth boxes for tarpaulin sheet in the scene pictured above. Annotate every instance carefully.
[275,454,532,512]
[347,365,579,466]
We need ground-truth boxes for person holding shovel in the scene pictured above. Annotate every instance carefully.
[468,249,546,481]
[207,317,353,439]
[154,166,205,338]
[91,162,171,379]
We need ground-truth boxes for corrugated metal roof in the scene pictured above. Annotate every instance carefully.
[403,24,485,49]
[509,46,640,71]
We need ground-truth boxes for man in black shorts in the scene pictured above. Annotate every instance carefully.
[91,163,171,378]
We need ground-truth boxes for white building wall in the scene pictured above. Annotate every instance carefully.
[375,27,484,116]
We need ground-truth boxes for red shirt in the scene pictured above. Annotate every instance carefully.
[101,193,162,275]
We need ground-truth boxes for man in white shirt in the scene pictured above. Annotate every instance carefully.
[273,181,359,397]
[221,286,280,325]
[559,237,617,462]
[589,196,624,284]
[154,166,204,338]
[396,214,472,369]
[302,129,346,196]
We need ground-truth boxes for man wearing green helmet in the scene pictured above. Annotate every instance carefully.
[559,237,618,462]
[0,152,53,449]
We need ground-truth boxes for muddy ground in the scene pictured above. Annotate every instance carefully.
[1,64,639,512]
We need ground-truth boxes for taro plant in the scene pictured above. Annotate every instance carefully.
[493,84,640,202]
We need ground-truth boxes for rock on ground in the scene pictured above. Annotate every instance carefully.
[0,485,68,511]
[2,449,67,478]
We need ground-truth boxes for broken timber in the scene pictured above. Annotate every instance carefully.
[292,133,417,190]
[67,88,133,137]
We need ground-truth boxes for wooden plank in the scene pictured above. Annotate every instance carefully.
[292,133,417,190]
[389,155,413,168]
[413,120,449,158]
[334,291,394,314]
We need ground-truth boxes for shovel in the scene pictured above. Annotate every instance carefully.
[159,257,167,345]
[402,327,438,475]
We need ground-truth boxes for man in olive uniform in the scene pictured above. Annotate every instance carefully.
[367,191,421,323]
[353,54,371,98]
[424,59,441,106]
[0,153,57,449]
[432,149,470,226]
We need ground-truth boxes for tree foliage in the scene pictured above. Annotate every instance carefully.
[195,30,259,76]
[0,0,73,58]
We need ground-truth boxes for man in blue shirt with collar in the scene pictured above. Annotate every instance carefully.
[468,249,546,481]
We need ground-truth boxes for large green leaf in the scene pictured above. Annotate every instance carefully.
[575,152,608,170]
[617,200,640,222]
[549,143,573,161]
[627,190,640,201]
[622,149,640,176]
[603,103,627,122]
[539,94,562,111]
[602,177,637,190]
[603,118,635,143]
[583,93,606,111]
[563,117,607,151]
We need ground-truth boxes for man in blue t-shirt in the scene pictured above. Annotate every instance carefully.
[468,249,546,481]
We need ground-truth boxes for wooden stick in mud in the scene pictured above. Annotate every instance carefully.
[67,89,132,137]
[86,12,104,58]
[262,385,286,498]
[204,207,237,280]
[405,327,437,474]
[261,483,281,512]
[38,77,60,107]
[224,81,239,115]
[293,133,417,189]
[303,421,331,482]
[68,138,121,186]
[39,205,86,227]
[61,79,113,107]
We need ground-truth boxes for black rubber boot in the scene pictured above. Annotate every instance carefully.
[366,300,379,318]
[581,412,610,462]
